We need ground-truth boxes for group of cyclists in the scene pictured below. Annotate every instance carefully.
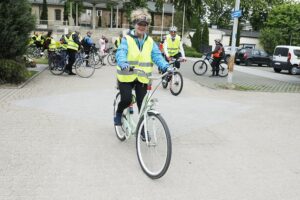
[29,30,110,75]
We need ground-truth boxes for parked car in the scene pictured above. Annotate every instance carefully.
[235,48,272,66]
[223,46,239,63]
[271,45,300,75]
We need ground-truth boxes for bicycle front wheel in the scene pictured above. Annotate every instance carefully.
[136,112,172,179]
[92,53,103,69]
[193,60,207,75]
[107,53,117,66]
[49,56,64,75]
[113,92,126,141]
[170,71,183,96]
[218,63,228,77]
[75,58,95,78]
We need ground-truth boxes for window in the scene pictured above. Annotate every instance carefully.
[55,9,61,21]
[274,47,288,56]
[294,49,300,57]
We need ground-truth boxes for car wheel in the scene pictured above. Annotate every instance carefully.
[289,66,298,75]
[258,64,262,66]
[235,61,240,65]
[274,68,281,73]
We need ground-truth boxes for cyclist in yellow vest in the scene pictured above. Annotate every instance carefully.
[114,33,123,49]
[65,30,81,75]
[163,26,187,68]
[43,30,57,66]
[114,8,170,128]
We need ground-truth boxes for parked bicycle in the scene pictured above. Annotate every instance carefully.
[50,48,95,78]
[26,44,47,59]
[162,58,184,96]
[193,53,228,77]
[113,67,172,179]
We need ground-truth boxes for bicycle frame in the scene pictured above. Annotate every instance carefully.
[119,70,168,143]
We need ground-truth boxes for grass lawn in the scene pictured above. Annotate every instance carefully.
[33,58,48,64]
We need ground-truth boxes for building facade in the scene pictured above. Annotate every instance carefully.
[29,0,174,31]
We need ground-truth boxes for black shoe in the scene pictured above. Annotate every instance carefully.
[68,72,76,75]
[209,75,215,77]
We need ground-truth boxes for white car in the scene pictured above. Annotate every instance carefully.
[223,46,239,63]
[271,45,300,75]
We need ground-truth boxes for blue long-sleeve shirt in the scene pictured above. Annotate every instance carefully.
[116,30,169,71]
[83,36,93,46]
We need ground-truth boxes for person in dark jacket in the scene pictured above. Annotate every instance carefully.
[65,30,81,75]
[210,39,224,77]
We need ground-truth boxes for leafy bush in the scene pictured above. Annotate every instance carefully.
[184,45,202,58]
[0,0,36,59]
[0,59,30,84]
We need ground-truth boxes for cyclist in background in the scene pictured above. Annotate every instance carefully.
[114,8,170,130]
[163,26,186,68]
[210,39,224,77]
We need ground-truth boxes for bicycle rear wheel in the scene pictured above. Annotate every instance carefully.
[170,71,183,96]
[113,92,126,141]
[75,58,95,78]
[136,112,172,179]
[218,63,228,77]
[107,53,117,66]
[193,60,207,75]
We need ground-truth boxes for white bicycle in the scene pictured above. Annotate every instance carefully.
[113,68,172,179]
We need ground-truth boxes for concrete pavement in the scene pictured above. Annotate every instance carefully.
[0,65,300,200]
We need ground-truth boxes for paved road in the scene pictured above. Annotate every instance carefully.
[0,65,300,200]
[182,58,300,92]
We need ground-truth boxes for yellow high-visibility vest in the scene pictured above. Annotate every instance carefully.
[166,35,181,56]
[67,32,79,51]
[116,35,154,84]
[47,37,57,51]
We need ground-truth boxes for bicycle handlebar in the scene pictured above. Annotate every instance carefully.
[128,67,169,80]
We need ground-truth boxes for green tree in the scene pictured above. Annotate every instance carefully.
[40,0,48,24]
[201,22,209,52]
[260,3,300,52]
[191,25,201,52]
[123,0,147,22]
[0,0,36,59]
[63,0,84,25]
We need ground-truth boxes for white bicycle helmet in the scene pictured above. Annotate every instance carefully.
[169,26,178,32]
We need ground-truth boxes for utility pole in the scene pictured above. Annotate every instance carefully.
[182,3,185,38]
[227,0,241,84]
[161,3,164,40]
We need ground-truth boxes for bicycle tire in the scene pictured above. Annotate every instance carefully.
[218,63,228,77]
[170,71,183,96]
[92,53,103,69]
[75,58,95,78]
[136,112,172,179]
[193,60,207,75]
[49,56,64,75]
[113,92,126,141]
[107,53,117,66]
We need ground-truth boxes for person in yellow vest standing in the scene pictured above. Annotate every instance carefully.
[114,8,170,131]
[43,30,57,66]
[163,26,187,68]
[65,30,81,75]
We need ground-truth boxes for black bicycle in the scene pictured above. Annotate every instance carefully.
[161,58,184,96]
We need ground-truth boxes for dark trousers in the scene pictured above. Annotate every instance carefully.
[170,52,182,69]
[116,80,147,114]
[211,58,222,75]
[66,49,77,72]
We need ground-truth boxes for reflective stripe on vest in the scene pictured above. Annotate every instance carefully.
[116,35,154,84]
[166,35,180,56]
[67,32,79,51]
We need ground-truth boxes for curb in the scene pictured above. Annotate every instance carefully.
[17,65,48,89]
